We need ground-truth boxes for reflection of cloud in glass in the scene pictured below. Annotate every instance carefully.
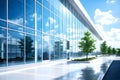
[8,18,23,25]
[37,15,42,20]
[49,17,56,24]
[0,34,4,37]
[50,30,56,35]
[45,22,49,27]
[67,27,82,34]
[30,13,35,21]
[30,13,42,21]
[70,40,80,52]
[43,35,50,43]
[18,32,24,37]
[54,25,58,28]
[69,34,80,39]
[55,33,67,39]
[45,17,56,27]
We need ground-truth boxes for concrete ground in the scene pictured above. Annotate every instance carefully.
[0,56,114,80]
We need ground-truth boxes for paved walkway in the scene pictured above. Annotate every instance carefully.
[0,56,114,80]
[102,60,120,80]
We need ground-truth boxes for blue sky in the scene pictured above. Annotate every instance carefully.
[80,0,120,48]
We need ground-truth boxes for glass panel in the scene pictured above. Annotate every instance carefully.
[37,30,42,36]
[50,13,54,35]
[54,38,60,59]
[8,30,24,66]
[25,34,35,63]
[37,0,42,4]
[61,40,66,59]
[50,37,54,60]
[8,23,24,32]
[43,8,50,33]
[26,0,35,28]
[43,0,50,9]
[26,27,34,34]
[0,27,7,67]
[43,34,49,60]
[0,20,6,28]
[0,0,6,20]
[36,3,42,31]
[8,0,24,25]
[54,15,59,35]
[36,36,42,62]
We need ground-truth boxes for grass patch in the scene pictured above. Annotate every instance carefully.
[72,57,96,61]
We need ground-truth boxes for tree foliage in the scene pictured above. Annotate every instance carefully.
[112,48,117,54]
[108,46,112,54]
[100,41,108,55]
[18,36,34,57]
[78,31,96,59]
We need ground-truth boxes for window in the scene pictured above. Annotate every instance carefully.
[26,34,35,63]
[0,27,7,67]
[0,0,6,20]
[26,0,35,28]
[8,30,24,66]
[43,8,50,33]
[8,0,24,25]
[36,3,42,31]
[36,36,42,62]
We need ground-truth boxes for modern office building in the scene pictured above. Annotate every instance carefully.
[0,0,102,68]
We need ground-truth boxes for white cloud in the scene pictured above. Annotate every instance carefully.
[55,33,67,40]
[30,13,35,18]
[43,35,50,43]
[49,17,56,24]
[94,9,118,25]
[97,25,120,48]
[95,23,120,48]
[8,18,23,25]
[30,13,36,21]
[37,15,42,20]
[67,27,76,34]
[54,25,58,28]
[45,22,49,27]
[45,17,56,27]
[0,34,4,38]
[67,27,82,34]
[106,0,116,3]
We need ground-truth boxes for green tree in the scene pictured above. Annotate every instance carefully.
[78,31,96,59]
[117,48,120,56]
[100,41,108,55]
[112,48,116,54]
[107,46,112,55]
[18,36,34,58]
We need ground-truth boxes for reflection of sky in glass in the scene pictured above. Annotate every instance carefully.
[0,0,6,19]
[8,0,24,25]
[0,0,100,58]
[0,27,6,38]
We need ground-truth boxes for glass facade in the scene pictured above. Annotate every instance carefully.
[0,0,101,67]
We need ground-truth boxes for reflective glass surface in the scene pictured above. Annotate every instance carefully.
[0,0,100,67]
[0,0,6,20]
[8,30,24,65]
[26,0,35,28]
[0,27,7,67]
[43,34,49,60]
[36,36,42,62]
[8,0,24,25]
[25,34,35,63]
[36,3,42,31]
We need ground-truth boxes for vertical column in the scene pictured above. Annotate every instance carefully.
[34,0,37,63]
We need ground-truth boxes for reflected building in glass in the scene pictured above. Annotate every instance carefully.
[0,0,102,67]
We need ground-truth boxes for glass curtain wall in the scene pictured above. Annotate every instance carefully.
[0,0,98,67]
